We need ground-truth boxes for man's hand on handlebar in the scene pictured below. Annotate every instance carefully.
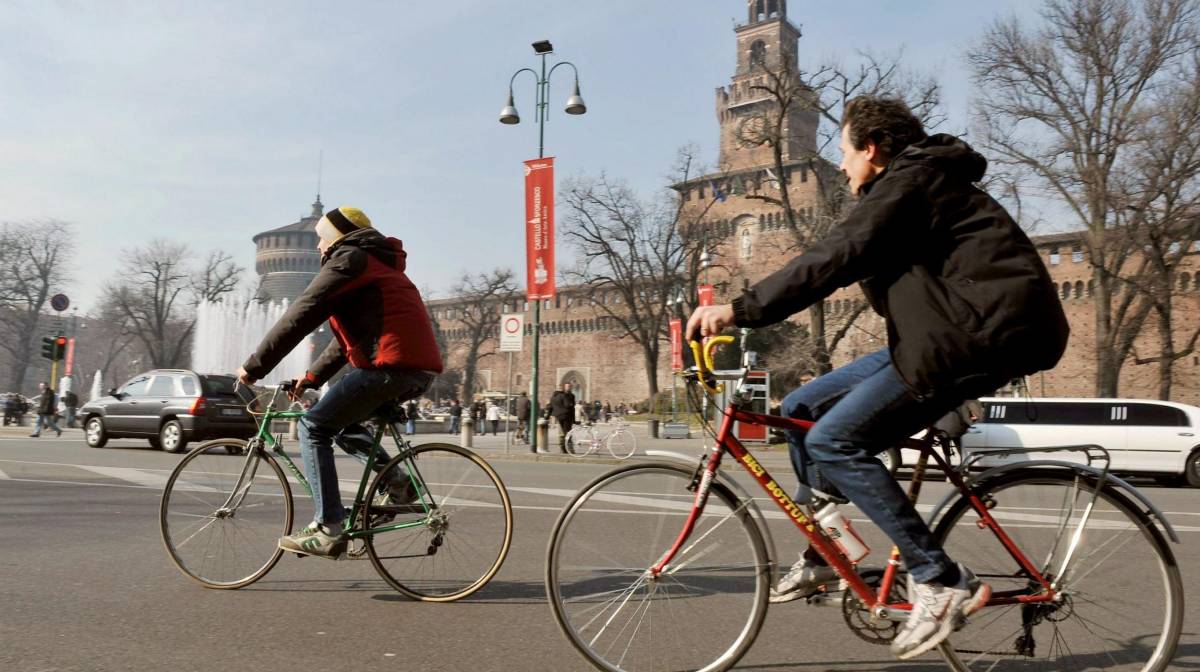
[685,304,736,342]
[235,366,256,387]
[285,378,314,402]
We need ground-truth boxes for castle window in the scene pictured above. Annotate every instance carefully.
[741,229,753,259]
[800,165,808,183]
[1061,282,1071,300]
[1049,247,1061,265]
[749,40,766,68]
[1072,244,1083,263]
[1074,280,1084,299]
[1180,272,1191,292]
[1087,279,1095,297]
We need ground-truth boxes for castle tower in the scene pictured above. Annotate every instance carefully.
[716,0,818,171]
[252,196,324,303]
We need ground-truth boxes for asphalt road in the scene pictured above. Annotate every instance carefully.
[2,432,1198,672]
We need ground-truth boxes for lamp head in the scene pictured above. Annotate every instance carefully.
[532,40,553,54]
[564,80,586,115]
[499,90,520,125]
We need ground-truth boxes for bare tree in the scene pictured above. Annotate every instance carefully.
[190,250,243,305]
[101,241,243,369]
[734,51,944,373]
[562,149,719,398]
[1119,53,1200,397]
[0,220,74,392]
[969,0,1200,396]
[448,268,517,403]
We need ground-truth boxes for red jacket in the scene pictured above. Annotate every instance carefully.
[243,228,443,385]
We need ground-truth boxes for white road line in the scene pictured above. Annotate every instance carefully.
[0,466,9,479]
[74,465,172,489]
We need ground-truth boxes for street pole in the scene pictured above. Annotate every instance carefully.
[501,41,586,453]
[505,351,513,453]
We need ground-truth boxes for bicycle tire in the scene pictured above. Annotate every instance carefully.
[365,442,513,602]
[566,425,596,456]
[605,428,637,460]
[160,439,293,589]
[546,462,770,672]
[933,469,1183,672]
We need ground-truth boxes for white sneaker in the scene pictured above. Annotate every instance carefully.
[891,564,991,660]
[769,554,842,603]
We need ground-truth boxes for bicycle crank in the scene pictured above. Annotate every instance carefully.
[842,567,907,646]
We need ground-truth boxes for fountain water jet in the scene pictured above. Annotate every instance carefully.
[191,295,313,385]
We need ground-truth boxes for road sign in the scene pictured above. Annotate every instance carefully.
[499,314,524,352]
[50,293,69,312]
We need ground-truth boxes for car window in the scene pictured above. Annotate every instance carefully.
[148,376,175,397]
[202,375,238,396]
[120,375,151,397]
[1125,403,1189,427]
[987,401,1108,425]
[180,377,198,396]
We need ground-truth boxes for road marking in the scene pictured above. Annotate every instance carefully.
[75,465,172,489]
[0,466,9,479]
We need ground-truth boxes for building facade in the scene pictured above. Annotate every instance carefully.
[253,197,324,304]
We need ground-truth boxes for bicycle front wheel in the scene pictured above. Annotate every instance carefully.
[605,428,637,460]
[365,442,513,602]
[566,425,596,456]
[934,470,1183,672]
[547,462,770,672]
[160,439,293,589]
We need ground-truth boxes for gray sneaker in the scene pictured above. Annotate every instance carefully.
[769,554,843,603]
[891,564,991,660]
[369,480,427,526]
[279,523,347,560]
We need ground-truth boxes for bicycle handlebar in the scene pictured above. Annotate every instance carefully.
[688,334,735,395]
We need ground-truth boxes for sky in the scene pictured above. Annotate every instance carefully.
[0,0,1043,314]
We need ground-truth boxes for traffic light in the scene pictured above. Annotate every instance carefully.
[41,335,66,361]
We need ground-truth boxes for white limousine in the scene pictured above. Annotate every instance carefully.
[898,397,1200,486]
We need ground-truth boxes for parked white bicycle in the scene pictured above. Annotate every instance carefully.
[565,418,637,459]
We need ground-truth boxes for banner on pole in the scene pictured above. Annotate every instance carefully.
[670,319,684,371]
[698,284,714,307]
[65,338,76,376]
[524,157,556,300]
[499,314,524,352]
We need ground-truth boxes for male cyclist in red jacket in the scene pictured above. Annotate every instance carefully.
[237,206,443,558]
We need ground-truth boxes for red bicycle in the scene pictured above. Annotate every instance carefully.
[545,334,1183,671]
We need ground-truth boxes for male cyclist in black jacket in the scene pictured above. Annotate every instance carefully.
[688,96,1068,659]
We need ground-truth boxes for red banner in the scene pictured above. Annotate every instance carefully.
[698,284,714,307]
[525,157,556,299]
[65,338,76,376]
[669,319,684,371]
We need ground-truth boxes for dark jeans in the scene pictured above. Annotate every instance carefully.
[781,348,996,583]
[31,413,61,436]
[449,416,461,434]
[555,417,573,450]
[298,367,433,525]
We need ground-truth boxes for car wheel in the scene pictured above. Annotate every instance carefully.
[1185,451,1200,488]
[160,420,187,454]
[84,417,108,448]
[879,446,901,476]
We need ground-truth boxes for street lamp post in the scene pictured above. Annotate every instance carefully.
[500,40,586,453]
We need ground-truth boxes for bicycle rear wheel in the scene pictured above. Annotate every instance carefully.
[566,425,595,456]
[364,443,512,602]
[605,428,637,460]
[547,462,770,672]
[160,439,293,589]
[934,470,1182,671]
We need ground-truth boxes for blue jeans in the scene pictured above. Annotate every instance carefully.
[781,348,996,583]
[31,413,61,436]
[449,416,461,434]
[298,367,433,525]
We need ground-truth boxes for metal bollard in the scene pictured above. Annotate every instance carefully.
[461,422,474,449]
[536,419,549,452]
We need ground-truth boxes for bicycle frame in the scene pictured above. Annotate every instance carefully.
[227,385,436,540]
[650,401,1063,617]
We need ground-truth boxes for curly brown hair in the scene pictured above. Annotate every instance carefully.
[841,96,926,161]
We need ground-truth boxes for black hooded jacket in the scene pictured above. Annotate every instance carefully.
[731,134,1069,397]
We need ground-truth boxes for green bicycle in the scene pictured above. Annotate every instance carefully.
[159,382,513,601]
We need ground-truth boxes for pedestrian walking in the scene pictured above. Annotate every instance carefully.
[603,402,612,423]
[515,391,531,443]
[486,401,502,436]
[29,383,62,438]
[549,383,576,453]
[448,399,462,434]
[62,389,79,428]
[404,399,418,434]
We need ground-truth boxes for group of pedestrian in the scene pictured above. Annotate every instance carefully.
[2,393,30,426]
[4,385,78,433]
